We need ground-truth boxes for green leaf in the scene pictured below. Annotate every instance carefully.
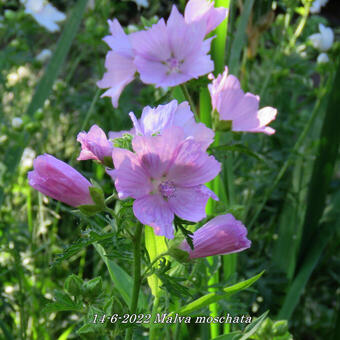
[51,231,115,266]
[209,143,264,162]
[240,311,269,339]
[57,325,75,340]
[93,243,147,309]
[83,277,102,299]
[144,225,168,297]
[42,291,82,314]
[64,274,83,296]
[78,204,102,216]
[228,0,255,74]
[174,271,264,316]
[89,186,105,209]
[211,332,242,340]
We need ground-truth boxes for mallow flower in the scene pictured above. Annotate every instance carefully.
[96,19,137,108]
[77,125,113,164]
[208,67,277,135]
[97,5,214,108]
[21,0,66,32]
[107,127,221,239]
[184,0,228,35]
[28,154,94,207]
[109,100,214,150]
[180,214,251,258]
[309,24,334,52]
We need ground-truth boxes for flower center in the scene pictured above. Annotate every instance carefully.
[164,56,184,74]
[158,180,176,199]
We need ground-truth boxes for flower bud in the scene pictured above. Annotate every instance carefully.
[28,154,94,207]
[77,125,113,164]
[180,214,251,259]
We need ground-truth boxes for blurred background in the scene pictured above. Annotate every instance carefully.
[0,0,339,339]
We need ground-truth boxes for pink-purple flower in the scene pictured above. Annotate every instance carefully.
[110,100,214,150]
[184,0,228,35]
[96,19,137,108]
[28,154,94,207]
[208,67,277,135]
[180,214,251,258]
[97,5,215,108]
[77,125,113,163]
[107,127,221,239]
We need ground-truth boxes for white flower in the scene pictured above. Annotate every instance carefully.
[310,0,328,14]
[309,24,334,51]
[317,52,329,63]
[21,147,36,169]
[132,0,149,8]
[36,49,52,62]
[22,0,66,32]
[12,117,23,129]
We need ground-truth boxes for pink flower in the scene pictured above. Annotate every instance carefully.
[184,0,228,35]
[180,214,251,258]
[28,154,94,207]
[131,6,213,87]
[77,125,113,163]
[208,67,277,135]
[125,100,214,150]
[97,6,214,107]
[96,19,137,108]
[107,128,221,239]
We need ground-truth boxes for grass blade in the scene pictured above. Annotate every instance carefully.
[297,60,340,268]
[4,0,89,176]
[228,0,255,74]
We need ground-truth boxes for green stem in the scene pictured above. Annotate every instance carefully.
[104,206,116,218]
[149,296,160,340]
[288,2,311,50]
[141,252,168,281]
[180,84,198,121]
[124,224,143,340]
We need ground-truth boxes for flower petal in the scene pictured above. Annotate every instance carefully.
[97,51,136,108]
[168,185,217,222]
[109,148,152,199]
[167,138,221,186]
[133,194,174,238]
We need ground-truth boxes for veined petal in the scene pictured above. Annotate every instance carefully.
[109,148,152,199]
[97,51,136,108]
[168,185,217,222]
[103,19,133,58]
[130,19,171,61]
[167,138,221,186]
[133,194,174,238]
[132,127,185,179]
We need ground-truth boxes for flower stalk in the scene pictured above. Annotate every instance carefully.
[125,223,143,340]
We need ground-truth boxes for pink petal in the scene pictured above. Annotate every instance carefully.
[132,127,185,179]
[167,5,206,61]
[77,125,112,162]
[97,51,136,108]
[133,194,174,238]
[28,154,93,207]
[109,148,152,199]
[167,138,221,186]
[168,185,217,222]
[103,19,134,58]
[181,214,251,258]
[133,56,168,86]
[130,19,171,61]
[184,0,228,34]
